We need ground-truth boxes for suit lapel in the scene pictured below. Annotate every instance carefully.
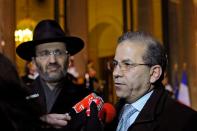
[133,85,167,124]
[30,77,47,113]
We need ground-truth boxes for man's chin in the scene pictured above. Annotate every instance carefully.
[43,75,63,83]
[116,90,124,98]
[45,78,62,83]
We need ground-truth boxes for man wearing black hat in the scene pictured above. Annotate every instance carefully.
[16,19,103,131]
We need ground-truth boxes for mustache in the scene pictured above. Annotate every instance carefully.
[46,63,60,69]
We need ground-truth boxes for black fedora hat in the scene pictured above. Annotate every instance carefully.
[16,19,84,61]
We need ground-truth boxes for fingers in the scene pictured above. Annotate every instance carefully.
[85,96,104,117]
[90,101,98,116]
[40,113,71,128]
[65,113,71,120]
[86,102,103,131]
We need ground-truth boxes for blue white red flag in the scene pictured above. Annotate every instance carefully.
[177,71,191,107]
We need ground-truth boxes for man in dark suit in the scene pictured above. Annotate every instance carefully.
[107,31,197,131]
[16,19,103,131]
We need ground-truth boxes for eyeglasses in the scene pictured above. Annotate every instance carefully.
[36,49,69,60]
[108,60,150,72]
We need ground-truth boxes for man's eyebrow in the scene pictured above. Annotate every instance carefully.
[121,59,133,63]
[36,50,48,53]
[113,59,134,63]
[38,50,48,52]
[37,49,62,52]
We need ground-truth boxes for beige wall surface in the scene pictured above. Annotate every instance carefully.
[88,0,123,81]
[88,0,123,58]
[16,0,54,23]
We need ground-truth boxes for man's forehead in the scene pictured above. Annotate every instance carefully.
[115,41,146,61]
[35,42,66,50]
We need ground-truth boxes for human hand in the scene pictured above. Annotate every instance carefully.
[85,101,104,131]
[40,113,71,129]
[85,96,104,117]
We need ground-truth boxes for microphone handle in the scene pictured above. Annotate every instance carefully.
[68,108,77,117]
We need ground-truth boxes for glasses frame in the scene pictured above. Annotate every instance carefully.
[35,49,69,60]
[108,60,150,72]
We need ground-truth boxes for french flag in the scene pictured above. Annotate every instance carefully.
[177,71,191,107]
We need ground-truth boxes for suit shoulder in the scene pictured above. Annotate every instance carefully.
[165,96,197,117]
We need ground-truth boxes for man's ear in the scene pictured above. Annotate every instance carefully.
[149,65,162,83]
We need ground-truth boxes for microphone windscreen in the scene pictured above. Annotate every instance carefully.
[72,93,96,113]
[86,96,104,116]
[99,103,116,123]
[69,93,104,117]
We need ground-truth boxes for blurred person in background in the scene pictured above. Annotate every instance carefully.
[21,61,39,86]
[67,56,79,79]
[0,53,42,131]
[84,60,104,98]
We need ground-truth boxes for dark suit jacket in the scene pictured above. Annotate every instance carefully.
[0,83,42,131]
[27,74,91,131]
[106,84,197,131]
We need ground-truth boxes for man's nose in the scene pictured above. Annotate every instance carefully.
[48,54,56,63]
[113,65,123,78]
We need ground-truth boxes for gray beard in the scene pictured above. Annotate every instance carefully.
[40,70,67,83]
[36,64,68,83]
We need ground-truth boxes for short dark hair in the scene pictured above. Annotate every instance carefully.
[118,31,167,83]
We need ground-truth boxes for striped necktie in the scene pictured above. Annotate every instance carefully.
[116,104,137,131]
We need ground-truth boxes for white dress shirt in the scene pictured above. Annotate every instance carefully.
[117,90,154,131]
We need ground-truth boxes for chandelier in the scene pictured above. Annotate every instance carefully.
[15,18,36,45]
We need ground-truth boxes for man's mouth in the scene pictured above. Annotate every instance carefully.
[114,82,125,85]
[114,82,125,90]
[47,65,60,72]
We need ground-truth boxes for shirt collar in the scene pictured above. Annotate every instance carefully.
[132,90,154,112]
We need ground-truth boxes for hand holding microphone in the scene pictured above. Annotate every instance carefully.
[70,93,104,117]
[84,98,105,131]
[67,93,104,131]
[85,95,104,117]
[40,93,104,130]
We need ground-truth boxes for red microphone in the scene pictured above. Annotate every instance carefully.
[69,93,104,117]
[99,103,116,123]
[85,96,104,117]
